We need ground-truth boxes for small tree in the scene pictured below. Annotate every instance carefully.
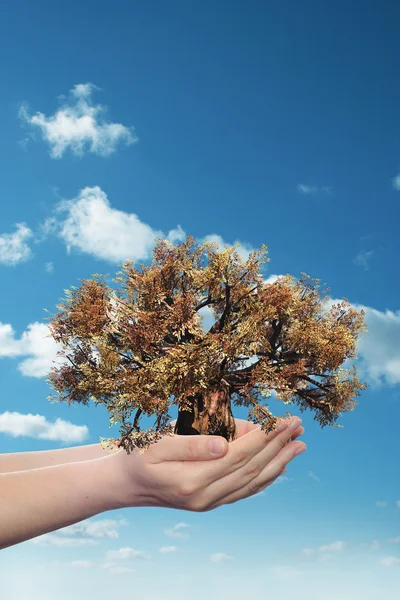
[46,236,367,454]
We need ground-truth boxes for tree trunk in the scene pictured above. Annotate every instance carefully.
[174,388,237,442]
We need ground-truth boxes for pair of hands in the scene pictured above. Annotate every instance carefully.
[111,417,306,513]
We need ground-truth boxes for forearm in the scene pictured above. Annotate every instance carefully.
[0,443,117,474]
[0,454,123,550]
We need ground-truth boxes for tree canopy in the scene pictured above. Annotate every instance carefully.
[46,236,367,453]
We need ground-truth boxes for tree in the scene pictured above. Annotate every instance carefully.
[46,236,368,454]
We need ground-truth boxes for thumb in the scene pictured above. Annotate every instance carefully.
[180,435,228,460]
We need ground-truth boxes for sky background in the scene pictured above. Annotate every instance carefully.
[0,0,400,598]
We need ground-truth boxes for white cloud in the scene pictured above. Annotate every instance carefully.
[376,501,388,508]
[58,518,128,540]
[300,540,347,560]
[0,323,24,356]
[271,474,291,486]
[210,552,234,563]
[200,281,400,391]
[297,184,332,195]
[19,83,137,158]
[200,233,255,263]
[0,321,65,377]
[301,548,316,557]
[352,303,400,386]
[0,411,88,443]
[319,540,347,553]
[268,565,304,578]
[44,186,254,266]
[102,564,136,574]
[264,274,285,285]
[30,518,128,548]
[270,287,400,389]
[159,546,177,553]
[71,561,96,568]
[388,535,400,543]
[105,547,150,561]
[380,556,400,567]
[308,471,320,482]
[359,540,381,550]
[392,174,400,190]
[52,186,186,263]
[45,261,54,273]
[164,522,190,539]
[0,223,33,265]
[353,250,374,271]
[30,533,98,547]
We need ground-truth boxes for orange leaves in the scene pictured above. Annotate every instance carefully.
[46,234,368,451]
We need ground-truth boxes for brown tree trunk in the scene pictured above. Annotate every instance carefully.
[174,388,237,442]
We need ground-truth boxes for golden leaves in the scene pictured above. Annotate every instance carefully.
[46,234,367,450]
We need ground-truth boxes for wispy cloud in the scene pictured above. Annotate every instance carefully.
[19,83,137,158]
[0,223,33,266]
[210,552,234,563]
[44,261,54,273]
[353,250,374,271]
[300,540,347,562]
[0,411,88,443]
[392,174,400,190]
[105,546,151,561]
[359,540,381,550]
[380,556,400,566]
[159,546,177,553]
[71,560,97,568]
[30,533,98,547]
[60,519,128,540]
[30,518,128,546]
[268,565,304,578]
[297,183,332,196]
[376,500,388,508]
[164,522,191,539]
[308,471,320,482]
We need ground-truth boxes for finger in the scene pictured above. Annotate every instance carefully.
[164,419,303,465]
[228,417,299,439]
[231,417,302,471]
[210,441,306,509]
[197,417,301,490]
[285,426,304,444]
[147,432,229,464]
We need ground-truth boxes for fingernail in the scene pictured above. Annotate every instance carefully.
[209,438,225,455]
[294,444,306,456]
[290,418,301,432]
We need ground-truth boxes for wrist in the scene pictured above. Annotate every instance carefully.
[105,448,147,510]
[87,453,130,511]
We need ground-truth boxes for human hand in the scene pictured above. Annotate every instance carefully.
[110,417,305,512]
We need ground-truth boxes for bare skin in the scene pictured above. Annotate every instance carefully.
[0,417,305,550]
[114,417,306,512]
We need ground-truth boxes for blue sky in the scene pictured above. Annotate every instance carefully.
[1,0,400,597]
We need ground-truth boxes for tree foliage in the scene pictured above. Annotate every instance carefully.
[46,236,367,454]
